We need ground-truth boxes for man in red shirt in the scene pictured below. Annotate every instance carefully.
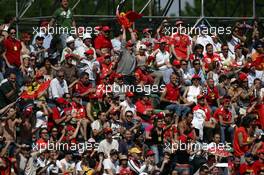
[135,93,154,119]
[239,152,255,175]
[252,149,264,174]
[2,27,22,68]
[206,78,219,113]
[214,97,234,144]
[94,26,113,56]
[73,72,96,101]
[160,73,190,118]
[171,20,191,61]
[203,43,220,72]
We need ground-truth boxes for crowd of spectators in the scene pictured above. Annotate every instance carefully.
[0,0,263,174]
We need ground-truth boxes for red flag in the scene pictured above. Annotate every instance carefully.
[20,80,51,99]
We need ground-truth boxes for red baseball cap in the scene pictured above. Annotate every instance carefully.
[102,26,111,31]
[239,72,248,81]
[56,97,68,105]
[173,60,181,66]
[85,49,94,55]
[126,40,134,47]
[234,44,241,50]
[192,74,201,80]
[126,91,134,97]
[40,20,49,27]
[104,127,113,134]
[146,150,155,156]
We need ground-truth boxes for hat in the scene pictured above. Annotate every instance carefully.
[245,152,253,157]
[230,78,238,84]
[84,49,94,55]
[36,34,44,40]
[104,127,113,134]
[199,24,207,30]
[126,40,134,47]
[129,147,141,154]
[197,94,205,100]
[22,54,30,59]
[66,36,75,43]
[65,53,74,60]
[56,97,68,105]
[119,155,128,160]
[234,44,241,50]
[157,112,165,119]
[139,44,147,50]
[175,20,184,26]
[88,138,96,143]
[173,59,181,66]
[192,74,201,80]
[239,72,248,81]
[146,150,155,156]
[144,42,152,47]
[83,33,92,40]
[102,26,111,31]
[126,91,134,97]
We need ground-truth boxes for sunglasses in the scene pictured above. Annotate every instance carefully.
[58,75,64,78]
[181,63,187,65]
[10,32,16,34]
[194,63,200,65]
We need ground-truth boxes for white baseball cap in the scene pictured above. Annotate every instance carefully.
[83,33,92,40]
[66,36,75,43]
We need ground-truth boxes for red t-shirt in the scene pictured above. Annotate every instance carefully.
[94,34,113,50]
[3,37,22,67]
[164,83,180,101]
[239,163,255,175]
[70,102,86,119]
[252,160,264,174]
[213,107,232,123]
[171,33,190,59]
[233,127,249,157]
[206,86,219,106]
[153,36,171,52]
[74,81,93,99]
[135,99,153,115]
[203,53,220,71]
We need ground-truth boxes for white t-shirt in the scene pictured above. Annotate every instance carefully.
[46,160,61,175]
[49,78,69,99]
[120,100,136,114]
[98,139,119,157]
[155,50,170,70]
[196,35,214,53]
[59,158,76,173]
[35,111,48,128]
[103,158,119,175]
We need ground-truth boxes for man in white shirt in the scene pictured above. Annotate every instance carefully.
[120,92,136,115]
[195,25,214,53]
[75,33,96,59]
[32,21,53,49]
[49,70,69,99]
[79,49,100,87]
[98,128,119,157]
[103,149,120,175]
[151,39,173,84]
[59,152,76,174]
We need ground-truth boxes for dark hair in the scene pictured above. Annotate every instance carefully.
[80,72,89,79]
[218,74,227,83]
[192,59,200,66]
[194,44,204,51]
[7,27,16,34]
[205,43,213,49]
